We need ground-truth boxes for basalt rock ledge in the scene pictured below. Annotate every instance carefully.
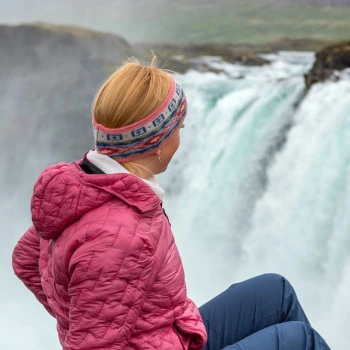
[305,41,350,88]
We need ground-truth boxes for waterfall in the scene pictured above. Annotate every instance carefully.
[161,52,350,349]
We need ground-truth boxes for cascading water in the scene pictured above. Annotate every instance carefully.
[160,52,350,349]
[3,51,349,349]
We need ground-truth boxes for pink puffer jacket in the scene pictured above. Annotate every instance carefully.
[12,160,207,349]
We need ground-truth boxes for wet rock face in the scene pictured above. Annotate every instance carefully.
[0,23,132,178]
[0,24,131,76]
[135,42,270,75]
[305,41,350,88]
[135,39,334,75]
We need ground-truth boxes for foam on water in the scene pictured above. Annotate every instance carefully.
[161,52,350,349]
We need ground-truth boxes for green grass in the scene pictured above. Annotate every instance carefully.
[28,1,350,46]
[112,1,350,44]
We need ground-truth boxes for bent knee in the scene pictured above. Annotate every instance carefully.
[260,273,295,289]
[261,273,288,283]
[228,273,293,291]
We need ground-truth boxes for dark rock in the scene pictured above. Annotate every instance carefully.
[304,41,350,88]
[135,39,338,74]
[135,42,270,74]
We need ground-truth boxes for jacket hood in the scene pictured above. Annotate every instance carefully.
[31,161,162,240]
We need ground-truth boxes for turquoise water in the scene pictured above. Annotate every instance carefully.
[161,52,350,349]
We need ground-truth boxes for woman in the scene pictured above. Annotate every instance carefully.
[12,58,330,350]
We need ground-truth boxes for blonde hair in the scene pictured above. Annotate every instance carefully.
[92,56,172,177]
[92,56,171,128]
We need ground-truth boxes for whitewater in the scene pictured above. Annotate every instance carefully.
[2,52,350,349]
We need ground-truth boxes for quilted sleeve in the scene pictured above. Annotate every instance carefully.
[12,225,55,317]
[65,224,161,350]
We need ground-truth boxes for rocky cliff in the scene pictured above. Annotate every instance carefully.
[304,41,350,88]
[0,23,131,162]
[0,23,132,193]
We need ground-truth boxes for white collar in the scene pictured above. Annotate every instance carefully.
[86,150,165,200]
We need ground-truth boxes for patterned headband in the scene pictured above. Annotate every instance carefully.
[92,77,187,163]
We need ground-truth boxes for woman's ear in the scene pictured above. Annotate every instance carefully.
[154,148,161,156]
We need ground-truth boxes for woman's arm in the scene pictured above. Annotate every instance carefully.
[64,226,161,350]
[12,225,55,317]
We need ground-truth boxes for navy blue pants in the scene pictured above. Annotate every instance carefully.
[199,274,330,350]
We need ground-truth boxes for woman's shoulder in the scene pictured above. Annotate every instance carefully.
[81,199,167,239]
[32,158,163,241]
[59,195,168,250]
